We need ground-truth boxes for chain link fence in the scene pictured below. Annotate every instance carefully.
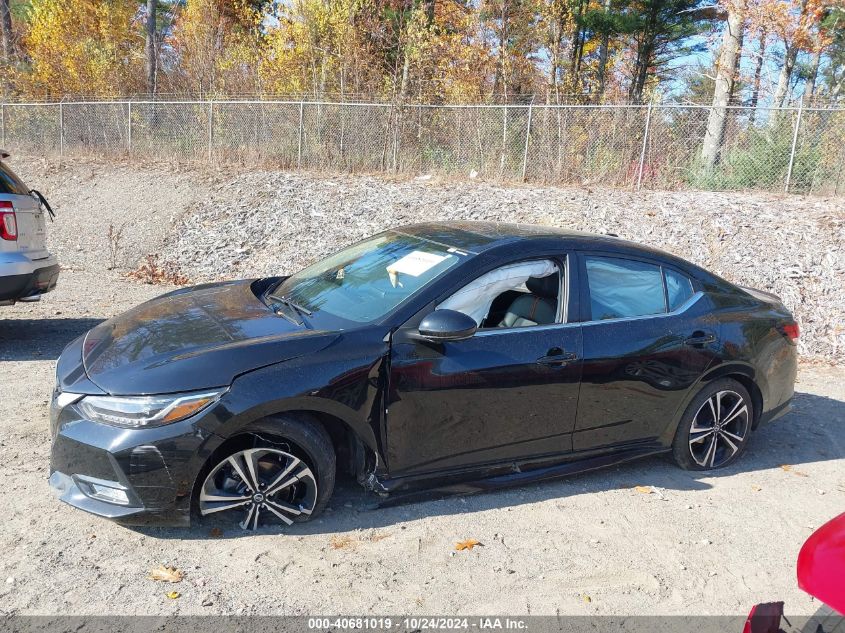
[1,100,843,195]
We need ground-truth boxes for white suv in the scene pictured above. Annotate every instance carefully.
[0,150,59,305]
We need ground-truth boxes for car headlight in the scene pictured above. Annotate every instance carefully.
[76,389,227,428]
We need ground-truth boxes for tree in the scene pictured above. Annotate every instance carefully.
[701,0,744,167]
[619,0,710,103]
[145,0,158,95]
[0,0,12,64]
[480,0,541,102]
[819,7,844,99]
[170,0,268,96]
[22,0,143,97]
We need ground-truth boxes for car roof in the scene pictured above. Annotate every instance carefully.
[395,221,680,261]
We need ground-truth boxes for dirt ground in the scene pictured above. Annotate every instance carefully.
[0,269,843,617]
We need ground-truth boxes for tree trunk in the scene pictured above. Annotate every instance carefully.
[701,6,745,168]
[771,44,798,109]
[729,26,744,104]
[596,0,612,101]
[801,47,821,107]
[749,28,767,125]
[0,0,12,63]
[145,0,158,95]
[772,0,809,111]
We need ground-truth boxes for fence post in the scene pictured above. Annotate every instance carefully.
[521,101,534,181]
[1,102,4,149]
[207,100,214,162]
[636,102,653,191]
[785,102,804,194]
[297,101,304,169]
[127,101,132,154]
[59,101,64,157]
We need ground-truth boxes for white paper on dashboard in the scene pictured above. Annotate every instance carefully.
[386,251,448,277]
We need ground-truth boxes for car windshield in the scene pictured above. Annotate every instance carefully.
[270,231,468,325]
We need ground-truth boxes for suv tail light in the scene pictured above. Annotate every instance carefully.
[780,322,800,343]
[0,201,17,241]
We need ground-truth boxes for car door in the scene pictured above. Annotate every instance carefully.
[385,255,582,477]
[573,252,719,452]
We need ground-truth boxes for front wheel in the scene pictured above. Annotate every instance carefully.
[672,379,753,471]
[196,416,335,530]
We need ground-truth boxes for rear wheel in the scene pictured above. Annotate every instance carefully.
[672,379,753,471]
[197,416,335,530]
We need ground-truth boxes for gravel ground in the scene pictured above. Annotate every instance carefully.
[0,157,843,616]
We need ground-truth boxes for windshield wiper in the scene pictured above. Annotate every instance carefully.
[266,293,313,323]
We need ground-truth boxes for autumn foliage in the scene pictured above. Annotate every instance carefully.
[0,0,842,104]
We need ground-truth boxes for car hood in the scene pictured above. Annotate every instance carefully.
[81,279,339,395]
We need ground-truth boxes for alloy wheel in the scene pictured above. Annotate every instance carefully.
[688,389,750,468]
[199,448,317,530]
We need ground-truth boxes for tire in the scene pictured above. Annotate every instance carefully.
[195,415,336,530]
[672,378,753,471]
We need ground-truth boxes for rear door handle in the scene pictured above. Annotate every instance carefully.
[537,351,578,366]
[684,333,716,346]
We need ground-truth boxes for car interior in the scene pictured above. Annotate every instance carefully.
[439,259,562,329]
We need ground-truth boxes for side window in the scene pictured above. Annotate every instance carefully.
[0,161,30,195]
[585,256,666,320]
[439,259,562,329]
[665,268,694,311]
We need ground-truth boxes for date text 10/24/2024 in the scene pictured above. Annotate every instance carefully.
[306,618,528,630]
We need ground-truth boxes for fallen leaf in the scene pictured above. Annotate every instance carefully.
[634,486,653,494]
[147,565,184,583]
[583,595,592,603]
[166,591,180,600]
[209,528,223,538]
[455,539,482,551]
[330,535,355,550]
[781,465,809,477]
[751,485,762,492]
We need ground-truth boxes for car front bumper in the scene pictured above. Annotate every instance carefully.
[49,393,224,527]
[0,253,59,303]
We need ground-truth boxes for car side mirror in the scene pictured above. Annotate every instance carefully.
[418,310,478,342]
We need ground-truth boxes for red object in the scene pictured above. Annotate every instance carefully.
[781,322,800,342]
[798,512,845,614]
[0,201,17,241]
[743,602,785,633]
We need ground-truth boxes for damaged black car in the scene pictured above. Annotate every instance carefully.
[50,221,798,530]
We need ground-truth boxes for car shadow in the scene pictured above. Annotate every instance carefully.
[132,389,845,540]
[0,317,103,361]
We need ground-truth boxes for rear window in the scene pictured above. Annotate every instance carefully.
[665,268,694,310]
[585,256,667,320]
[0,161,30,195]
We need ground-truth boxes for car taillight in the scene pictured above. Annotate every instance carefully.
[743,602,784,633]
[0,201,17,241]
[780,322,800,342]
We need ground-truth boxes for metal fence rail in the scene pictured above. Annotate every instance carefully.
[1,100,843,196]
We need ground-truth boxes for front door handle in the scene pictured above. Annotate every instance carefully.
[537,351,578,367]
[684,333,716,346]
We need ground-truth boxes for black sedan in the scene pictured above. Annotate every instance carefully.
[49,222,798,530]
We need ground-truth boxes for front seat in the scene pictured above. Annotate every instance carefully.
[497,274,559,328]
